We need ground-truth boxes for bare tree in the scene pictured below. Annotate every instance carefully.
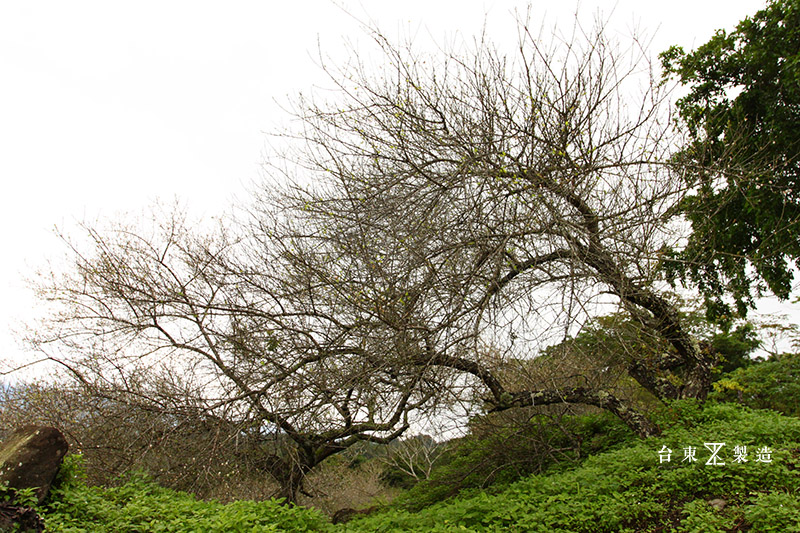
[26,209,438,503]
[25,16,721,512]
[381,434,449,482]
[0,380,279,499]
[265,17,712,438]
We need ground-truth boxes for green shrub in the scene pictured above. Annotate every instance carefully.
[391,410,635,511]
[710,353,800,416]
[41,457,333,532]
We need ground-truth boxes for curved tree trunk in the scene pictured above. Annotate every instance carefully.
[493,388,661,438]
[420,351,661,438]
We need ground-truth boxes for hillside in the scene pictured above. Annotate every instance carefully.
[18,402,799,532]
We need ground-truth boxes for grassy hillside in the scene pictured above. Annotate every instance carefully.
[344,403,800,532]
[21,402,800,531]
[39,458,332,533]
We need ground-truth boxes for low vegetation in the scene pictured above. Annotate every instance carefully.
[38,456,332,533]
[344,403,800,532]
[6,399,792,532]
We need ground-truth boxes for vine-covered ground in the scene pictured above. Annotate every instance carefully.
[28,402,800,532]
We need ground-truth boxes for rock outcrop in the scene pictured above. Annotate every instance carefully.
[331,505,380,524]
[0,425,69,504]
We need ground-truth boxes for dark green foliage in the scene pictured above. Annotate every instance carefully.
[393,411,635,511]
[710,322,761,376]
[710,352,800,415]
[343,404,800,532]
[40,457,332,532]
[662,0,800,318]
[379,465,417,490]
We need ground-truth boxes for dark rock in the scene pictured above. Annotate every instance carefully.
[0,426,68,504]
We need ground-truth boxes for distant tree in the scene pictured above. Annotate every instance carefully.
[711,352,800,416]
[709,323,761,375]
[661,0,800,319]
[381,434,449,484]
[480,309,758,412]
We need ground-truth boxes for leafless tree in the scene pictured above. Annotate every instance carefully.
[381,434,449,482]
[264,16,712,438]
[25,16,720,511]
[0,380,278,499]
[25,209,440,503]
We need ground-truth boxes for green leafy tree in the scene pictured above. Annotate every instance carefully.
[662,0,800,318]
[709,322,761,375]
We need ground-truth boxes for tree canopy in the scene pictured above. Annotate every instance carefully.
[27,212,435,503]
[662,0,800,318]
[264,20,717,440]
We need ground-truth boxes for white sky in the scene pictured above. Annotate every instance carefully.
[1,0,791,377]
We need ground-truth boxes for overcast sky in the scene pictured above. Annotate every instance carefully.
[1,0,789,377]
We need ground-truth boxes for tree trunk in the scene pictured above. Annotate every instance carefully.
[260,454,310,505]
[492,388,661,438]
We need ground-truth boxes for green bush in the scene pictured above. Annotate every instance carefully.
[41,457,332,532]
[710,353,800,416]
[392,410,635,511]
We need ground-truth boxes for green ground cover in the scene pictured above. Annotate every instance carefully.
[26,402,800,532]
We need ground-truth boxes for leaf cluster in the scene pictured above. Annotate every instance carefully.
[710,352,800,415]
[662,0,800,318]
